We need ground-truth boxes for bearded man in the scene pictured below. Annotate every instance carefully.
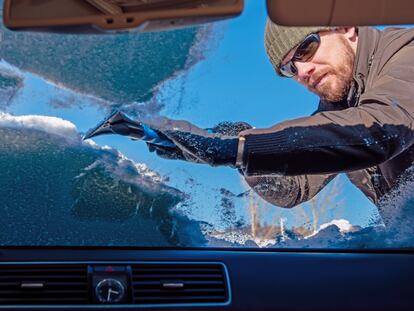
[239,22,414,207]
[86,21,414,209]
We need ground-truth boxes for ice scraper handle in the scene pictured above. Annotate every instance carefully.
[140,124,176,148]
[83,110,175,148]
[108,117,176,148]
[83,110,145,140]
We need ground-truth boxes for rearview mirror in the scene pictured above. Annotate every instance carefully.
[267,0,414,26]
[3,0,243,33]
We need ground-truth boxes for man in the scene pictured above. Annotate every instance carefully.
[85,21,414,209]
[239,22,414,207]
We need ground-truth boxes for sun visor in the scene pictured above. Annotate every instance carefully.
[3,0,244,33]
[267,0,414,26]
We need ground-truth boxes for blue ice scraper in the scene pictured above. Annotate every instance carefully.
[83,110,176,148]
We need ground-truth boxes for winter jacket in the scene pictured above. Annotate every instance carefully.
[239,26,414,207]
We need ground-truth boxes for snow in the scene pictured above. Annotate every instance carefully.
[305,219,355,239]
[0,112,79,143]
[0,112,168,184]
[0,59,25,77]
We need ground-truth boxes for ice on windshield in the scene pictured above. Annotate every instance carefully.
[0,0,413,248]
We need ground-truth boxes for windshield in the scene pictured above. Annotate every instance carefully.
[1,0,414,249]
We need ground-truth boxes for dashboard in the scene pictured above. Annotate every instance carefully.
[0,247,413,310]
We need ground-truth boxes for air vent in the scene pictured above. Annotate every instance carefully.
[131,263,229,305]
[0,264,88,305]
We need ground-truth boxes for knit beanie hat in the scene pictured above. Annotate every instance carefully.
[264,19,330,76]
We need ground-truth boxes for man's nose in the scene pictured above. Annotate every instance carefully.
[294,61,315,85]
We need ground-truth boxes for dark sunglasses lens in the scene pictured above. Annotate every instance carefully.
[279,34,319,78]
[280,62,297,78]
[294,34,320,62]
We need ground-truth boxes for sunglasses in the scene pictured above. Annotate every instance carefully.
[279,33,321,78]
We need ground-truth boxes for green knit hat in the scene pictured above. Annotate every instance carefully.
[264,19,330,76]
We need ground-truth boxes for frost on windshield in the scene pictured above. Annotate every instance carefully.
[0,112,207,246]
[0,1,202,113]
[271,168,414,249]
[0,0,413,249]
[0,31,195,106]
[0,61,23,104]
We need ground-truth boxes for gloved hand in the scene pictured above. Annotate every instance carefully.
[145,118,252,166]
[84,111,252,167]
[147,120,252,165]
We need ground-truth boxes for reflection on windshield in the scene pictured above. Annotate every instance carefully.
[1,0,413,248]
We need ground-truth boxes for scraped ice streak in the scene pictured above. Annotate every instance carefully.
[0,112,207,246]
[149,23,222,117]
[0,59,24,105]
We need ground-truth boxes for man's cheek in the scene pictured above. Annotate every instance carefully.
[324,76,339,92]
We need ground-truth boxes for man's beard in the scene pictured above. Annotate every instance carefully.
[314,38,355,102]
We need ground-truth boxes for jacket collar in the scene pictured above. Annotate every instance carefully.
[346,27,381,107]
[353,27,381,81]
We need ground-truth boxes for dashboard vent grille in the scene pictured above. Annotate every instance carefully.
[131,263,229,305]
[0,264,88,305]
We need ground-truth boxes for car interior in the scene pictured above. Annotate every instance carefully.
[1,0,414,310]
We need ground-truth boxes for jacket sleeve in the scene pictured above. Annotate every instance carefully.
[239,45,414,176]
[243,173,337,208]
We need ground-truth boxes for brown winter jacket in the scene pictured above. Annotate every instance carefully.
[239,26,414,207]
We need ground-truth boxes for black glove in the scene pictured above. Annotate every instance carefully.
[83,110,252,167]
[147,119,252,166]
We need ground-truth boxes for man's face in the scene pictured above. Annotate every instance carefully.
[282,28,358,102]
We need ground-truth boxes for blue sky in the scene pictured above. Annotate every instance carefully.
[7,0,379,229]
